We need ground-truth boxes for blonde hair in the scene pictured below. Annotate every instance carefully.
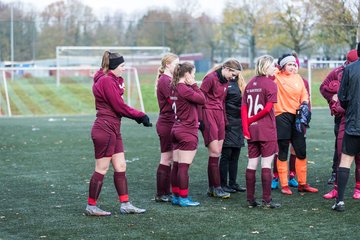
[237,72,246,94]
[155,53,179,92]
[255,55,274,76]
[171,62,195,88]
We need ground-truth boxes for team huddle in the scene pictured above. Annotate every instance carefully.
[84,42,360,216]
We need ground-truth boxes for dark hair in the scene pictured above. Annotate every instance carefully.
[101,51,124,73]
[171,62,195,87]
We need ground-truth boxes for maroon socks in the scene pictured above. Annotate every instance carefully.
[156,164,171,196]
[114,171,128,202]
[88,171,104,205]
[208,156,221,187]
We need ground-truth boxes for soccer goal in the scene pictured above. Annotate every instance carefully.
[0,70,11,116]
[306,60,344,102]
[56,46,171,112]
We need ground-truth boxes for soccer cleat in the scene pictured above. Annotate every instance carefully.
[281,186,293,195]
[247,200,261,208]
[271,178,279,190]
[155,194,172,202]
[171,195,180,205]
[222,185,236,193]
[85,205,111,216]
[229,183,246,192]
[208,187,231,199]
[328,173,336,185]
[288,178,299,187]
[353,188,360,199]
[298,184,318,193]
[262,200,281,209]
[179,197,200,207]
[323,189,338,199]
[332,201,345,212]
[120,202,146,214]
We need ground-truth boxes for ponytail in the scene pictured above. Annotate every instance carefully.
[171,62,195,87]
[101,51,110,73]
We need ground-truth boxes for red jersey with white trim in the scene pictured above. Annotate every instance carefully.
[242,76,277,142]
[156,74,175,123]
[171,83,205,129]
[92,69,145,121]
[200,71,228,110]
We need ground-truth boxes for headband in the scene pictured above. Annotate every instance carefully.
[279,56,296,68]
[109,56,125,70]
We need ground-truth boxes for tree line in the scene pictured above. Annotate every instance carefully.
[0,0,359,67]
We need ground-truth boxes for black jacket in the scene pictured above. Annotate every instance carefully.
[223,80,244,148]
[338,60,360,136]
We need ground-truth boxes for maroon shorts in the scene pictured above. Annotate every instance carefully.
[172,126,198,151]
[91,118,124,159]
[156,119,174,153]
[247,141,278,158]
[202,109,225,146]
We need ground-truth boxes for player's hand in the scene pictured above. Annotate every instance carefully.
[142,115,152,127]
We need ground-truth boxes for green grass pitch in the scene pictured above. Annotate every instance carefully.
[1,109,360,239]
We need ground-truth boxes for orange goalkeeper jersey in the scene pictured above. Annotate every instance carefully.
[274,70,309,116]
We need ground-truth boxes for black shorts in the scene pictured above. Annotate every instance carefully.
[342,132,360,156]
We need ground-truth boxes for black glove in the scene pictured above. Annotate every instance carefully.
[136,115,152,127]
[198,120,205,131]
[300,102,311,126]
[295,109,304,133]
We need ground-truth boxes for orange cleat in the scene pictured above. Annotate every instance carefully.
[298,184,318,193]
[323,189,337,199]
[281,186,293,195]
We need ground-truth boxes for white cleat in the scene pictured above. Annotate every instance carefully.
[85,204,111,216]
[120,202,146,214]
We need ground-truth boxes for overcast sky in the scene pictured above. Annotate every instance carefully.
[3,0,226,19]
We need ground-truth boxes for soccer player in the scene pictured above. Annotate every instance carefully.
[332,42,360,212]
[274,54,318,195]
[242,55,281,208]
[200,59,243,199]
[85,51,152,216]
[170,62,205,206]
[155,53,179,202]
[271,53,309,190]
[219,70,247,193]
[320,49,360,197]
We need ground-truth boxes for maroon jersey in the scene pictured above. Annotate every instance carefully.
[156,74,175,123]
[92,69,144,121]
[242,76,277,142]
[200,71,229,110]
[171,83,205,129]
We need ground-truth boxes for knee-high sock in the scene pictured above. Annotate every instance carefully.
[337,167,350,202]
[273,154,279,178]
[178,163,190,198]
[289,154,296,178]
[171,162,179,195]
[156,164,171,196]
[165,164,171,194]
[277,159,288,187]
[246,169,256,201]
[88,171,104,205]
[295,158,307,185]
[262,168,272,202]
[114,171,128,203]
[208,156,221,187]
